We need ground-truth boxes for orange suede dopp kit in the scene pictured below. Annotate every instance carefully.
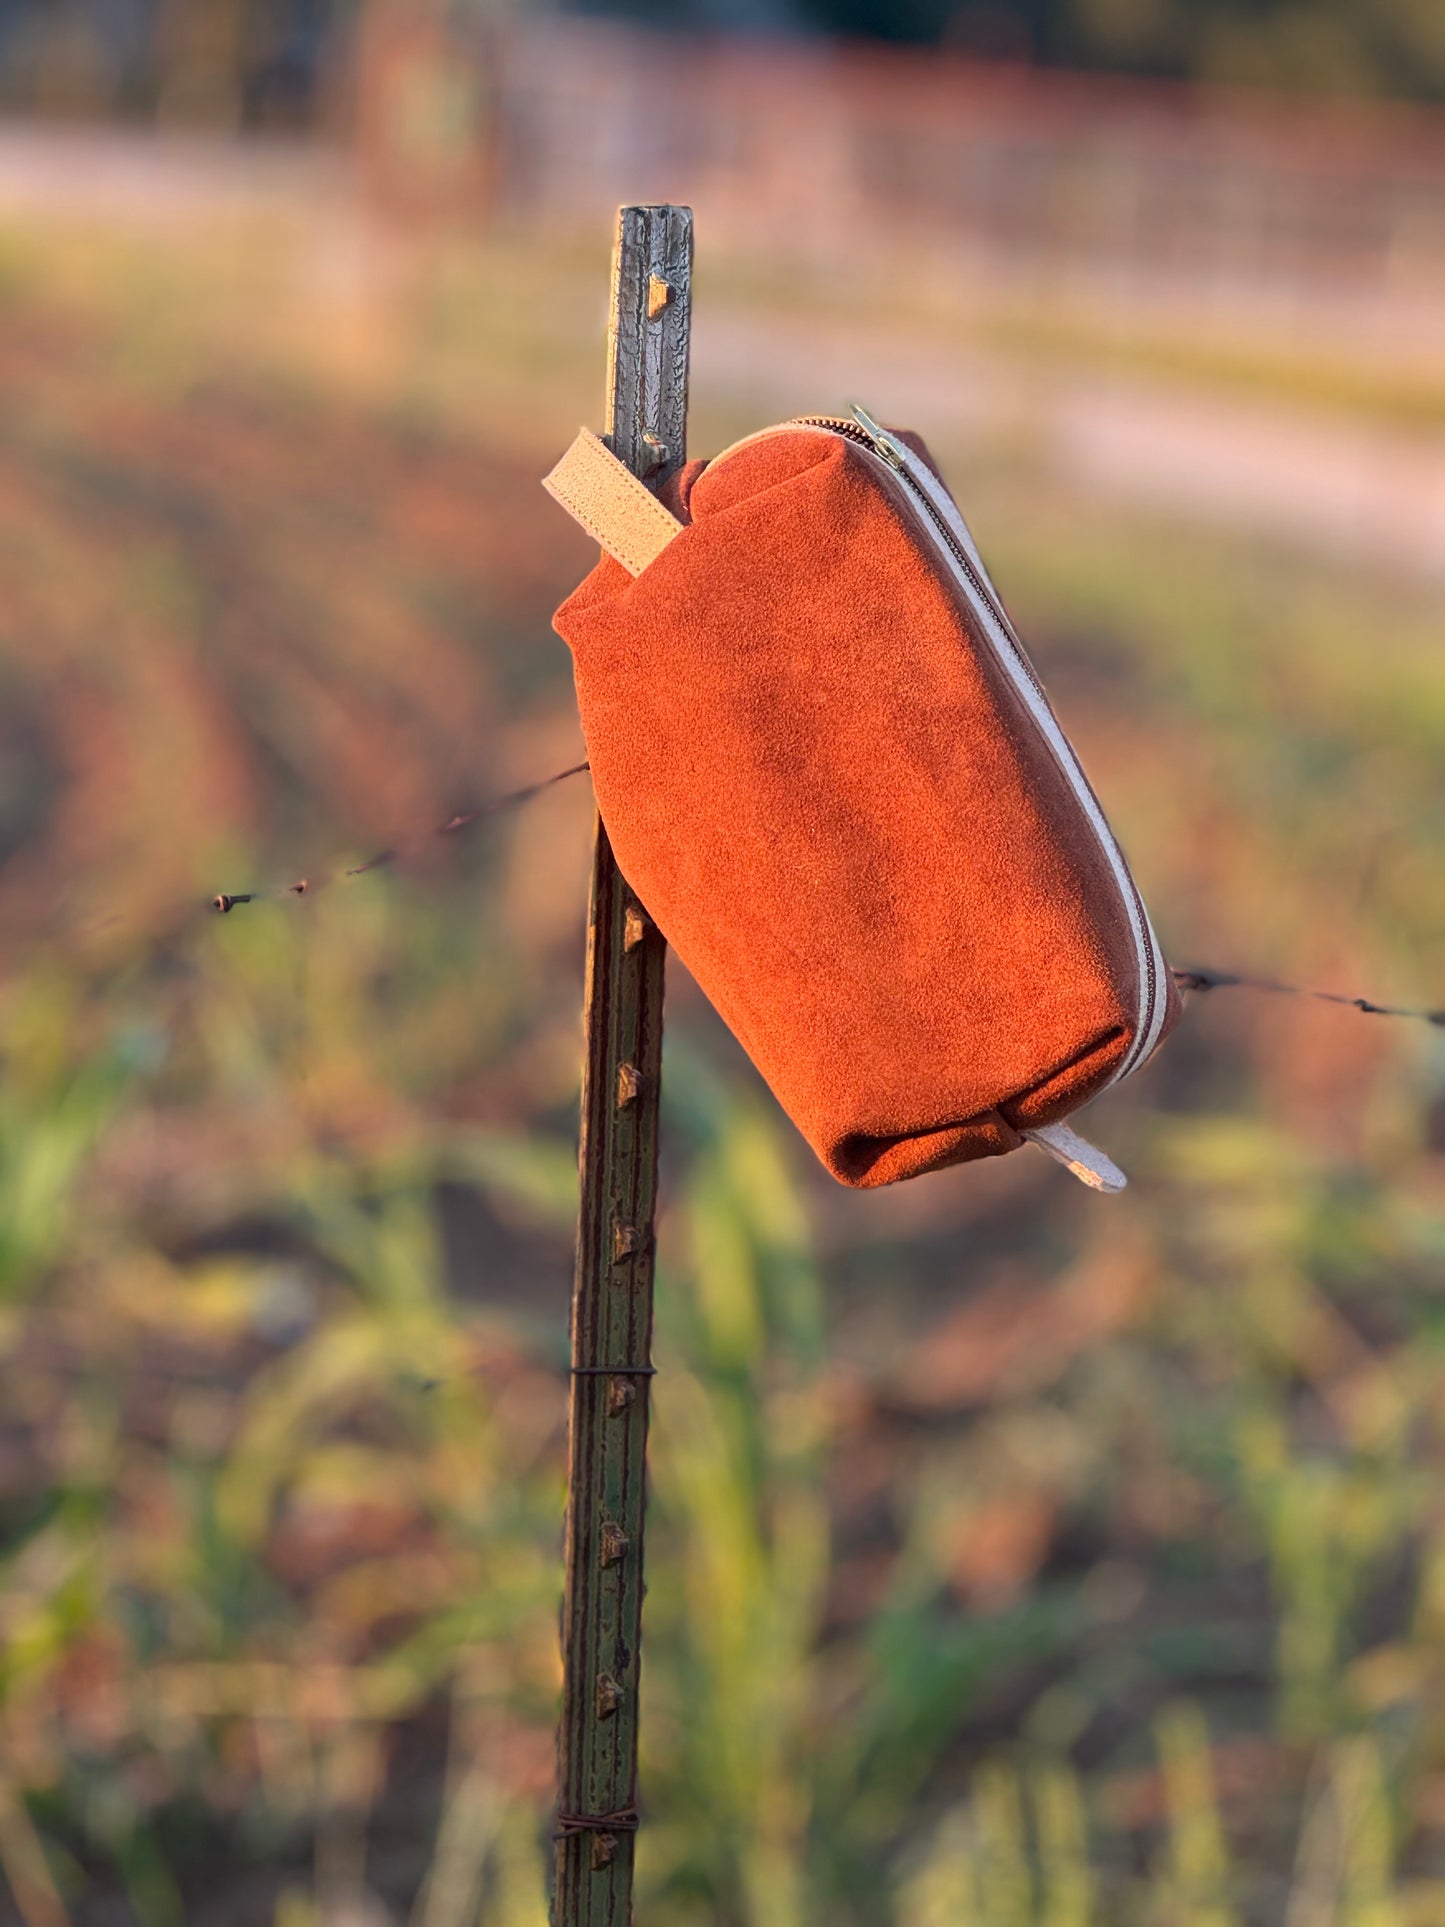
[546,416,1178,1189]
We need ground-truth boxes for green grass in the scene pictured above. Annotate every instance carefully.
[0,208,1438,1922]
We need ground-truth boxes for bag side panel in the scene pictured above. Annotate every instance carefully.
[554,429,1145,1186]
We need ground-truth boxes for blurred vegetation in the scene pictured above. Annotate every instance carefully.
[8,0,1445,126]
[601,0,1445,102]
[1053,0,1445,98]
[0,185,1437,1927]
[0,0,343,129]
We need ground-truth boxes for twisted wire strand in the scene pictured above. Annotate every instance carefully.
[1171,968,1443,1028]
[211,761,590,914]
[209,756,1438,1028]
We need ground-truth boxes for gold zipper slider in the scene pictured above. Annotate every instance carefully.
[850,404,907,470]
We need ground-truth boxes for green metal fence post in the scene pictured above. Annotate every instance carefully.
[552,203,693,1927]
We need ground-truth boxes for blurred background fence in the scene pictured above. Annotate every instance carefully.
[6,0,1445,340]
[361,10,1445,349]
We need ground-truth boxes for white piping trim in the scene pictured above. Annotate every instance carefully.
[872,442,1162,1086]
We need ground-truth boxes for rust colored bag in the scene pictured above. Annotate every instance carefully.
[544,409,1178,1191]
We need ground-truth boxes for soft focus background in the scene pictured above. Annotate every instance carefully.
[0,2,1440,1922]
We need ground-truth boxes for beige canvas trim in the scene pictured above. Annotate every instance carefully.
[542,428,684,577]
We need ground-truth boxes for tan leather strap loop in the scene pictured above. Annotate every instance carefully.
[1020,1122,1127,1193]
[542,428,684,577]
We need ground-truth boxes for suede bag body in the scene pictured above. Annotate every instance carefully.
[552,424,1177,1187]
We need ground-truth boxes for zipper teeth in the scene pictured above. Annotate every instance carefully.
[797,417,1047,699]
[794,413,1161,1080]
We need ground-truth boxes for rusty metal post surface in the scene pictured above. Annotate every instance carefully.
[553,204,692,1927]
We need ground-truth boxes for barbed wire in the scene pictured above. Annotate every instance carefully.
[210,762,591,914]
[209,758,1441,1028]
[1171,968,1443,1027]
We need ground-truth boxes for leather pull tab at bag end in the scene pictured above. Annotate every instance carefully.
[543,427,684,577]
[1021,1122,1127,1193]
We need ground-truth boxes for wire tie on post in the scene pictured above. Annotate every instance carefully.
[569,1364,657,1376]
[553,1809,640,1841]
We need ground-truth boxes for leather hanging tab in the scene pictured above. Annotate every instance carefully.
[1021,1122,1127,1193]
[543,428,685,577]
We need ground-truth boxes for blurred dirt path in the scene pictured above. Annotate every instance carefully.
[696,308,1445,580]
[0,124,341,217]
[0,122,1437,579]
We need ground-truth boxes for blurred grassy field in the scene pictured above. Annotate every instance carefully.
[0,182,1440,1926]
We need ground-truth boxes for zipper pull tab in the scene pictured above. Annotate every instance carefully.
[849,404,908,471]
[1020,1123,1127,1194]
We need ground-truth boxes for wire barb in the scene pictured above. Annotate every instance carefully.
[210,762,590,913]
[1172,967,1444,1027]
